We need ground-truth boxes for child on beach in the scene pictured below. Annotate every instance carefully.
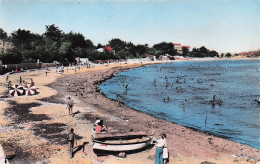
[95,120,108,133]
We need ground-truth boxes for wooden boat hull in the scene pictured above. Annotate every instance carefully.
[0,144,10,164]
[93,136,153,153]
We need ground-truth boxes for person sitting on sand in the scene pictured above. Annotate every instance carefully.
[95,120,108,133]
[95,117,101,126]
[93,117,101,132]
[67,97,74,116]
[31,79,34,86]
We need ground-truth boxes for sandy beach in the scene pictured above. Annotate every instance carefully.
[0,59,259,164]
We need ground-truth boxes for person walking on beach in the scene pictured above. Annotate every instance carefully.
[67,97,74,116]
[155,133,168,164]
[67,82,71,93]
[6,74,9,82]
[67,128,77,158]
[8,81,12,90]
[19,76,22,85]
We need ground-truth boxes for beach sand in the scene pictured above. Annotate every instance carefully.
[0,60,259,164]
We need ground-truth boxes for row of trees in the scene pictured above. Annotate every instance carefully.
[0,25,221,64]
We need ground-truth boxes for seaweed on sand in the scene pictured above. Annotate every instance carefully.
[4,101,50,123]
[39,95,64,104]
[32,123,82,145]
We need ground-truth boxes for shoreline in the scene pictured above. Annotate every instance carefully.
[49,61,260,160]
[0,59,259,163]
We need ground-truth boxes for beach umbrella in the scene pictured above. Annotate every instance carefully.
[23,84,37,96]
[9,84,24,96]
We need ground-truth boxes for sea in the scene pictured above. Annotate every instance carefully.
[99,59,260,149]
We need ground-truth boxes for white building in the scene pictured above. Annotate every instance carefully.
[173,43,182,54]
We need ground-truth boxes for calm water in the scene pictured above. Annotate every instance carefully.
[99,60,260,149]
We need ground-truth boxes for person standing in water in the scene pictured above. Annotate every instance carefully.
[116,94,121,107]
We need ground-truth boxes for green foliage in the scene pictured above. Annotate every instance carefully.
[209,50,218,57]
[44,24,63,42]
[153,42,176,57]
[0,28,7,40]
[182,47,189,56]
[0,47,23,64]
[11,29,32,47]
[226,53,232,58]
[0,25,221,64]
[108,38,126,53]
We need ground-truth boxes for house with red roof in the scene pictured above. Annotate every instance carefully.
[103,46,113,51]
[173,43,182,54]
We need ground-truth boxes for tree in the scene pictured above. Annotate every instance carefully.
[134,44,148,58]
[44,24,63,42]
[153,42,175,56]
[96,43,103,49]
[190,48,201,57]
[209,50,218,57]
[85,39,95,49]
[0,28,7,40]
[199,46,209,56]
[11,29,32,48]
[108,38,126,53]
[182,47,190,56]
[0,47,23,64]
[64,32,86,48]
[226,52,231,58]
[59,41,72,62]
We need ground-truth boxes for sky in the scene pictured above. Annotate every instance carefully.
[0,0,259,53]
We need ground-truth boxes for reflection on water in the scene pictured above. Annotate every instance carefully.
[99,60,260,149]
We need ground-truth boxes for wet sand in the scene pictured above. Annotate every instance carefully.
[0,60,259,164]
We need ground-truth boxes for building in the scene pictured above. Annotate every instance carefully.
[103,46,113,51]
[146,54,156,61]
[182,46,190,48]
[0,40,12,52]
[76,57,89,64]
[173,43,182,54]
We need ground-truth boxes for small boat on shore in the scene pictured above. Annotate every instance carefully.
[0,144,10,164]
[92,129,154,154]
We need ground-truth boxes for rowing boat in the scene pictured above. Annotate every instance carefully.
[92,129,155,154]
